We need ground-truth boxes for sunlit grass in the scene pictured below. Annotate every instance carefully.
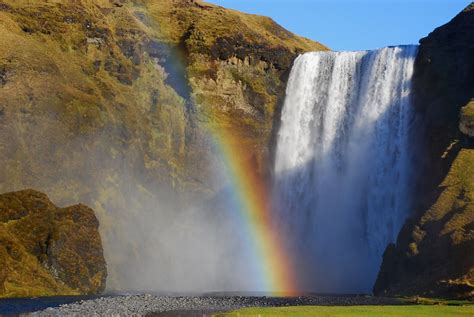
[214,305,474,317]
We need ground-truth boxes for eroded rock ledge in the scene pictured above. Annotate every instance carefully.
[0,189,106,298]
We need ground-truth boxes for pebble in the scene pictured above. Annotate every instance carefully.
[27,294,402,316]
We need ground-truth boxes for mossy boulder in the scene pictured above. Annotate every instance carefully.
[0,189,106,298]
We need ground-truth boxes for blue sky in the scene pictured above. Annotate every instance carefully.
[207,0,471,51]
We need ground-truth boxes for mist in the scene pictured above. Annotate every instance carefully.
[100,181,262,294]
[0,89,263,294]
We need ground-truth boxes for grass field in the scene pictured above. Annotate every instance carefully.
[214,305,474,317]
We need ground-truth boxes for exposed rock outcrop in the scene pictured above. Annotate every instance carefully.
[460,100,474,137]
[374,3,474,299]
[147,0,328,177]
[0,189,106,298]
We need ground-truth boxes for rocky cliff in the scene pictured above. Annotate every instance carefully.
[374,3,474,299]
[147,0,327,177]
[0,0,326,291]
[0,189,106,298]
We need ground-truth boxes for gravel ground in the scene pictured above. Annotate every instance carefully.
[26,294,403,317]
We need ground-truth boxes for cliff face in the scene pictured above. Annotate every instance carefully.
[0,189,106,298]
[146,0,327,176]
[374,3,474,299]
[0,0,327,290]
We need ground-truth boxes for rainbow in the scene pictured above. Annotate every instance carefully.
[210,126,298,295]
[148,27,297,293]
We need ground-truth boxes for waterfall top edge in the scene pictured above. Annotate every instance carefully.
[302,44,419,56]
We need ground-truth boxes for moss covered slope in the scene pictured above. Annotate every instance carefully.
[145,0,328,176]
[0,0,327,293]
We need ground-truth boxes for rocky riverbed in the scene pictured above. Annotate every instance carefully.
[26,294,403,316]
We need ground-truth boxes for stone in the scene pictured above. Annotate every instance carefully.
[0,189,106,298]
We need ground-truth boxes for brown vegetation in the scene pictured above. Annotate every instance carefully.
[0,189,106,298]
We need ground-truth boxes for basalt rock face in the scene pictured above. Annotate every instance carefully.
[0,0,326,290]
[374,3,474,299]
[0,189,106,298]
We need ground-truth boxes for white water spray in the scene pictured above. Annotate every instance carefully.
[273,46,418,293]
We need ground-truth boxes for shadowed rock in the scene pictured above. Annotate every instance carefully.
[374,3,474,300]
[460,100,474,137]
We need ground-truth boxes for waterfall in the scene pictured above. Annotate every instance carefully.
[273,46,418,293]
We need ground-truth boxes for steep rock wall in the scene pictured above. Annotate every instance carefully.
[374,3,474,299]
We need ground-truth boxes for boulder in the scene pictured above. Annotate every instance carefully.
[0,189,106,298]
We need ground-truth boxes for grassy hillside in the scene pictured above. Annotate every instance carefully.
[146,0,325,50]
[0,0,327,294]
[145,0,327,177]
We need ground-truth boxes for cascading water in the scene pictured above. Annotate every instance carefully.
[273,46,418,293]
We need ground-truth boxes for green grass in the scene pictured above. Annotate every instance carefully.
[215,305,474,317]
[401,297,474,306]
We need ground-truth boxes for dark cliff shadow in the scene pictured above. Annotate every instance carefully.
[374,6,474,295]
